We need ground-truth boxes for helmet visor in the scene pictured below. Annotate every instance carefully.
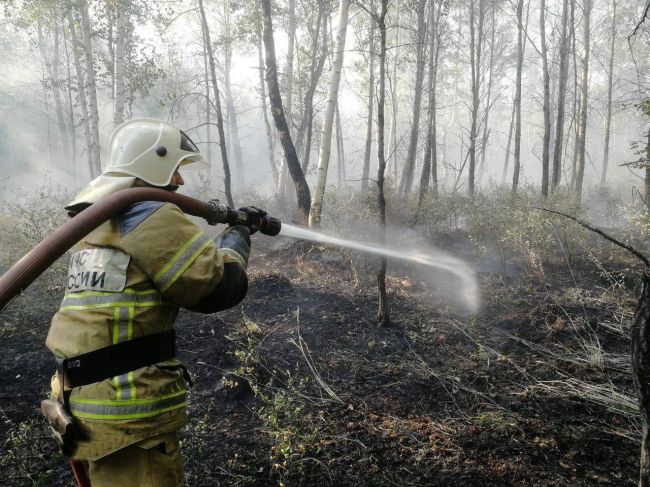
[178,130,208,171]
[180,130,200,153]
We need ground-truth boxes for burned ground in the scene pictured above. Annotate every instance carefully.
[0,227,643,486]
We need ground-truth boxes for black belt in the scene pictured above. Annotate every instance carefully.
[55,330,178,389]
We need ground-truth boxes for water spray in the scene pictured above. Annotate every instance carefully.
[279,223,480,314]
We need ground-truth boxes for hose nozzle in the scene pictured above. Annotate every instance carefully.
[205,200,281,236]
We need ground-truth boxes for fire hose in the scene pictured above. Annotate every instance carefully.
[0,187,280,312]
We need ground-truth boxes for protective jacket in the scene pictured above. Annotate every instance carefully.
[45,200,249,460]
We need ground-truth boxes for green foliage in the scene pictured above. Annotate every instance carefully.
[1,185,72,294]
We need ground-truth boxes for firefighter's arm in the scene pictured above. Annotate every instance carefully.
[122,203,249,311]
[186,226,250,313]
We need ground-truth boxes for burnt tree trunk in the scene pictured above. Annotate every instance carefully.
[632,270,650,486]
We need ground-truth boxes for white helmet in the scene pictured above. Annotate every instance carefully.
[105,118,207,186]
[66,118,207,210]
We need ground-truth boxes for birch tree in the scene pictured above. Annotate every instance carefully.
[76,0,101,171]
[112,0,128,127]
[309,0,350,227]
[66,0,95,177]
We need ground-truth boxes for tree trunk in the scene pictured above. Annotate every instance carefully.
[552,0,570,190]
[601,0,617,187]
[478,4,496,183]
[66,0,94,178]
[511,0,524,194]
[223,3,244,189]
[37,22,68,155]
[376,1,390,327]
[77,0,101,173]
[335,103,346,181]
[203,39,212,171]
[198,0,234,207]
[296,5,328,174]
[61,24,77,165]
[540,0,551,198]
[285,0,296,129]
[361,8,376,192]
[113,0,128,127]
[645,126,650,208]
[502,98,515,184]
[416,0,442,214]
[574,0,591,201]
[309,0,350,228]
[388,0,401,181]
[261,0,311,221]
[631,269,650,486]
[399,0,427,197]
[468,0,485,197]
[256,13,278,185]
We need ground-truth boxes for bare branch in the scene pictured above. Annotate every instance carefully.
[534,207,649,267]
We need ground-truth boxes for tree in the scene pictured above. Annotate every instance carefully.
[255,10,278,184]
[400,0,427,196]
[416,0,443,213]
[540,0,551,197]
[511,0,524,194]
[66,0,95,177]
[361,5,375,192]
[76,0,101,172]
[468,0,486,197]
[573,0,592,201]
[198,0,234,207]
[398,0,427,197]
[375,0,389,326]
[261,0,311,220]
[112,0,129,127]
[221,1,244,189]
[552,0,570,191]
[601,0,617,187]
[295,2,329,174]
[309,0,350,227]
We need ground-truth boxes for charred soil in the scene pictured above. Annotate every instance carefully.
[0,232,642,486]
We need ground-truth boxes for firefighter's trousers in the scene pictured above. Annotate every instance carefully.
[88,431,183,487]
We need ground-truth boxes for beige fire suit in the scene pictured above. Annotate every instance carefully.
[45,200,249,484]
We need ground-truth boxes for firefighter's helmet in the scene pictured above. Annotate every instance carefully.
[66,119,207,210]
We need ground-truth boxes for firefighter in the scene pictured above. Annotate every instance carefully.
[44,118,252,486]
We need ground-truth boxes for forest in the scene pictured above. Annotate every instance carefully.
[1,0,650,485]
